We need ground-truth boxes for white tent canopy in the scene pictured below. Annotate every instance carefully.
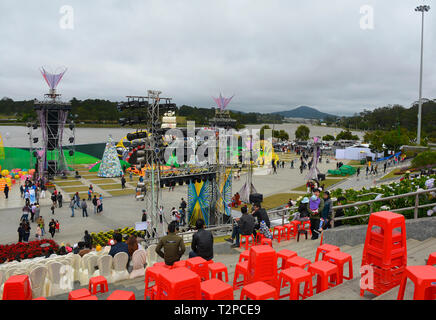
[335,147,383,161]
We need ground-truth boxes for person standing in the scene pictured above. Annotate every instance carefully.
[69,198,75,217]
[383,162,387,173]
[49,219,56,238]
[84,230,92,249]
[87,188,92,201]
[74,192,81,209]
[23,222,31,242]
[189,219,214,260]
[81,199,88,217]
[319,191,332,231]
[50,203,55,215]
[155,221,185,266]
[366,165,369,176]
[20,184,24,198]
[40,184,46,199]
[30,203,37,222]
[39,216,45,236]
[51,192,57,208]
[98,195,103,212]
[17,222,25,242]
[179,198,187,226]
[34,203,40,222]
[4,184,9,199]
[121,175,126,189]
[57,192,63,208]
[21,205,30,222]
[356,167,360,177]
[92,195,98,214]
[307,189,324,240]
[141,209,147,222]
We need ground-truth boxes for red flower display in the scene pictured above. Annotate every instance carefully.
[0,239,59,264]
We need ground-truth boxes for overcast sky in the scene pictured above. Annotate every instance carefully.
[0,0,434,116]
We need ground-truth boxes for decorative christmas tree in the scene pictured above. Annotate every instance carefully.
[98,136,123,178]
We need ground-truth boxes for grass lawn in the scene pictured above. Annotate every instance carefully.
[88,179,119,184]
[107,189,136,197]
[292,178,346,192]
[261,193,307,210]
[61,186,91,193]
[54,181,85,187]
[98,183,124,190]
[347,160,364,166]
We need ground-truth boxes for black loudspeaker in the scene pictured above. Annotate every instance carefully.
[317,174,326,181]
[249,193,263,204]
[47,160,56,175]
[47,110,59,150]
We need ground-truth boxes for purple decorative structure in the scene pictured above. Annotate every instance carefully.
[40,66,67,90]
[212,93,234,111]
[306,137,321,182]
[31,66,74,180]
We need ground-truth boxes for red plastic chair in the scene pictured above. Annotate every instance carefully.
[32,297,47,300]
[427,252,436,266]
[240,281,278,300]
[301,220,312,236]
[248,245,278,289]
[285,256,311,271]
[272,226,286,243]
[315,244,340,262]
[240,234,255,250]
[186,257,210,281]
[2,275,32,300]
[239,250,249,262]
[145,266,168,300]
[88,276,109,295]
[308,261,339,293]
[107,290,136,300]
[173,260,187,268]
[68,288,92,300]
[156,267,201,300]
[323,251,353,284]
[255,232,264,244]
[278,267,313,300]
[282,223,294,240]
[233,261,249,289]
[201,278,234,300]
[76,295,98,300]
[261,238,273,247]
[208,262,229,282]
[397,266,436,300]
[277,249,298,271]
[153,261,173,269]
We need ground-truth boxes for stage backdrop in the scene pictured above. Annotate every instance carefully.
[187,180,212,227]
[217,168,232,217]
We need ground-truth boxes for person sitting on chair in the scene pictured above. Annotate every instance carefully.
[189,219,214,261]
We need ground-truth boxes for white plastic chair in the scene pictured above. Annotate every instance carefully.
[29,266,48,298]
[95,255,113,283]
[146,244,158,266]
[129,249,147,279]
[46,262,72,296]
[79,255,98,286]
[111,252,129,282]
[71,254,81,282]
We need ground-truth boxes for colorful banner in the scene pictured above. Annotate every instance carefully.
[187,180,211,227]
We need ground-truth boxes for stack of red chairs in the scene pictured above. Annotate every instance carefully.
[247,245,278,289]
[155,267,201,300]
[2,275,32,300]
[360,211,407,297]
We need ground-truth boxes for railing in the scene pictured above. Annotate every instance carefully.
[140,187,435,246]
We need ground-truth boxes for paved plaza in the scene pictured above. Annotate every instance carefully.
[0,157,404,246]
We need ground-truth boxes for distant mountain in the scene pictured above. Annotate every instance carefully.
[272,106,338,120]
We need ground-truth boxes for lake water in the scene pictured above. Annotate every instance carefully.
[0,124,364,148]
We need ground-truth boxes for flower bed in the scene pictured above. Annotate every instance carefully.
[0,239,59,264]
[91,227,146,247]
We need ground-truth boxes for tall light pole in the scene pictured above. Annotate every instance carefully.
[415,5,430,145]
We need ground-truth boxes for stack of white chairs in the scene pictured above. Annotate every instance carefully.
[129,249,147,279]
[29,266,48,298]
[79,254,98,286]
[94,255,114,283]
[111,252,129,282]
[71,254,82,282]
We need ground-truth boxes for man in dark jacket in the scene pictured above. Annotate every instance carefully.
[230,206,255,248]
[189,219,213,260]
[83,230,92,249]
[156,221,185,266]
[109,232,129,257]
[179,198,187,226]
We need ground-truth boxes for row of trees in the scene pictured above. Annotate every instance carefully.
[259,125,289,141]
